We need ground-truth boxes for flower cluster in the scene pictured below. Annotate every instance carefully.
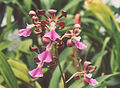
[19,9,98,86]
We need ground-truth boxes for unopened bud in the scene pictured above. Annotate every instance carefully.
[34,29,41,35]
[41,37,50,44]
[49,60,56,69]
[74,14,81,24]
[67,39,74,47]
[41,46,46,51]
[33,57,39,65]
[74,29,82,36]
[32,16,39,25]
[29,46,39,53]
[29,10,37,17]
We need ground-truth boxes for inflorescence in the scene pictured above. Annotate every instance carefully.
[19,9,98,87]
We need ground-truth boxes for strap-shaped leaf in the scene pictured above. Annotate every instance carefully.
[0,52,18,88]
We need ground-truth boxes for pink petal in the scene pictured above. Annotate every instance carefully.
[86,73,92,78]
[43,51,52,62]
[73,36,81,41]
[46,43,52,50]
[29,67,43,77]
[89,78,99,86]
[44,30,59,41]
[74,41,87,50]
[26,24,34,29]
[19,29,31,37]
[38,51,52,63]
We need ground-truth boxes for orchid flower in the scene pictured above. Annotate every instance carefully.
[44,22,60,41]
[38,43,52,63]
[29,62,44,77]
[64,30,87,50]
[81,61,98,86]
[65,61,98,86]
[19,24,34,37]
[37,9,68,41]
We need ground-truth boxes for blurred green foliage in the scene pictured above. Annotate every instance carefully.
[0,0,120,88]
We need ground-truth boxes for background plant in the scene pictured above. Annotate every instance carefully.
[0,0,120,88]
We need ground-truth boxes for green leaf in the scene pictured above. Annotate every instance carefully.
[93,37,110,73]
[23,0,32,10]
[0,52,18,88]
[39,0,51,9]
[0,22,17,41]
[63,0,82,11]
[49,61,66,88]
[93,73,120,88]
[6,6,13,25]
[0,75,4,84]
[17,39,32,54]
[66,61,75,74]
[59,47,74,61]
[85,0,120,32]
[0,41,14,51]
[69,79,84,88]
[8,59,33,87]
[35,81,42,88]
[0,85,6,88]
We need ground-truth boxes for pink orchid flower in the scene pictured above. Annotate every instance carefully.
[38,43,52,63]
[73,36,87,50]
[29,62,44,77]
[89,78,99,86]
[86,73,99,86]
[44,22,59,41]
[38,9,67,41]
[19,24,34,37]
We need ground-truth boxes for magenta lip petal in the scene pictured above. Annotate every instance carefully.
[19,29,31,37]
[44,30,59,41]
[38,51,52,63]
[29,67,43,77]
[46,43,52,50]
[74,41,87,50]
[38,51,47,62]
[43,51,52,63]
[89,78,99,86]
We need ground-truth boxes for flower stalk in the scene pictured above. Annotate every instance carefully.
[55,44,66,88]
[74,46,78,73]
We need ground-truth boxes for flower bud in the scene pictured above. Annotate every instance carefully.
[49,60,56,69]
[74,14,81,25]
[34,29,41,35]
[32,16,39,25]
[29,10,37,17]
[29,46,39,53]
[74,29,82,36]
[67,39,74,47]
[41,37,50,44]
[41,45,46,51]
[33,57,39,65]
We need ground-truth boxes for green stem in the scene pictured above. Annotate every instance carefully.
[56,44,66,88]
